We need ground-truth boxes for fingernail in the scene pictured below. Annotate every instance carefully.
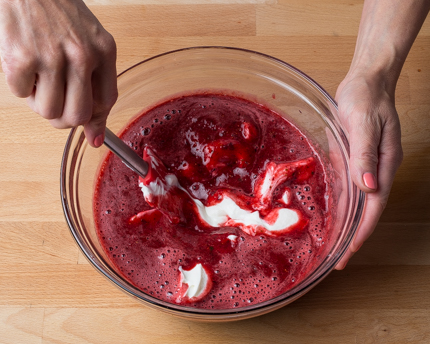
[363,172,377,190]
[94,133,105,148]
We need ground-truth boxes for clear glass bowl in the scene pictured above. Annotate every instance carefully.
[61,47,364,321]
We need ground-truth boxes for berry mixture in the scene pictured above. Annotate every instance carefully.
[94,93,333,309]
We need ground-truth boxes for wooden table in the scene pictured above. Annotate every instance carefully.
[1,1,429,343]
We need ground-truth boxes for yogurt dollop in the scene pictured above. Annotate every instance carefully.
[178,263,212,302]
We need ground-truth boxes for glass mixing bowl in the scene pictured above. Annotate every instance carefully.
[61,47,364,321]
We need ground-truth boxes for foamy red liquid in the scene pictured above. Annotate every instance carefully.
[94,94,333,309]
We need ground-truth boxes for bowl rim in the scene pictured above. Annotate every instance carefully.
[61,46,365,317]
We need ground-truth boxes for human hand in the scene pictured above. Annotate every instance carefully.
[0,0,118,147]
[334,71,403,270]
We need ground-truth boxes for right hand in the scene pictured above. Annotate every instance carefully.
[0,0,118,147]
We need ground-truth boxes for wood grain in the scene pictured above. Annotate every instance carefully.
[1,1,430,343]
[92,5,257,37]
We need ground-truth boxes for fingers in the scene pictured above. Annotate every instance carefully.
[26,59,93,129]
[27,68,66,120]
[0,8,37,98]
[1,55,37,98]
[24,34,117,148]
[48,69,93,129]
[26,59,116,148]
[335,191,388,270]
[335,247,355,270]
[334,192,380,270]
[335,115,403,270]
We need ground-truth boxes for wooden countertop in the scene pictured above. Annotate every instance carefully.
[1,1,430,342]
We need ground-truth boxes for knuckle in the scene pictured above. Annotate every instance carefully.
[360,114,382,136]
[69,47,89,66]
[37,41,62,66]
[3,49,36,72]
[37,104,61,121]
[67,44,94,71]
[106,88,118,108]
[42,51,65,72]
[49,118,69,130]
[353,149,379,166]
[2,55,37,98]
[65,110,92,128]
[97,32,117,56]
[67,117,85,128]
[94,88,118,113]
[7,80,32,98]
[14,59,36,75]
[66,30,116,68]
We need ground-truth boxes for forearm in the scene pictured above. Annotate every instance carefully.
[348,0,430,94]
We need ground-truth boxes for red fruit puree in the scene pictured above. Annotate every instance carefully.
[94,93,333,309]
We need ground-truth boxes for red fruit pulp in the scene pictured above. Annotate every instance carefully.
[94,93,333,309]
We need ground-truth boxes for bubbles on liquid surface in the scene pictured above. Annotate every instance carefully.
[95,93,331,310]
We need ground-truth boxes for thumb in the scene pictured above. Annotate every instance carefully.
[84,111,108,148]
[348,112,382,193]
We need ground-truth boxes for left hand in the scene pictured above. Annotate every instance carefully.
[334,71,403,270]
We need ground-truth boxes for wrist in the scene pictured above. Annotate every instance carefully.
[346,49,401,98]
[346,0,430,97]
[347,18,408,97]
